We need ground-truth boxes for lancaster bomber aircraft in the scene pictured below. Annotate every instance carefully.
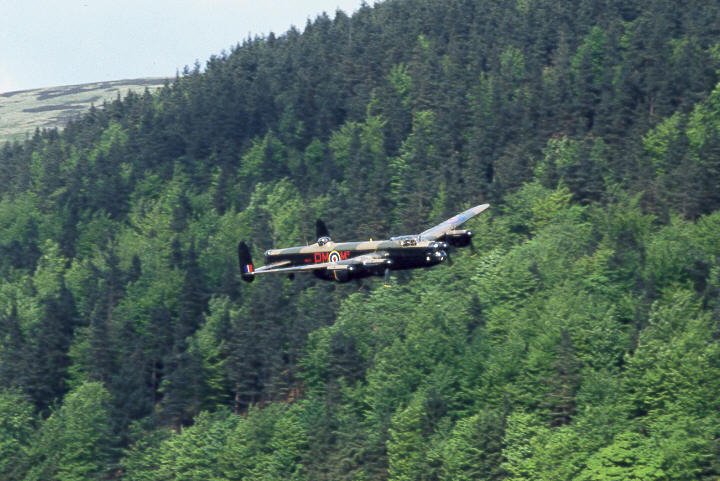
[238,203,490,283]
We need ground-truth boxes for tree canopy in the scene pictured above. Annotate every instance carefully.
[1,0,719,479]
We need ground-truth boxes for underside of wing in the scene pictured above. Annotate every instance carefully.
[252,252,388,276]
[257,260,291,270]
[351,252,389,266]
[253,261,336,275]
[418,203,490,241]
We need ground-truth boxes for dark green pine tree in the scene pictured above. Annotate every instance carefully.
[86,306,117,385]
[225,307,267,413]
[543,329,582,427]
[1,217,41,273]
[23,282,77,411]
[568,25,613,134]
[224,275,294,412]
[441,408,507,481]
[0,303,25,389]
[110,319,155,434]
[128,254,142,284]
[218,259,241,302]
[176,241,208,340]
[559,139,609,204]
[84,243,126,384]
[171,191,193,234]
[157,338,208,428]
[327,331,365,385]
[689,128,720,217]
[212,164,232,215]
[157,242,210,426]
[146,306,174,405]
[91,147,128,219]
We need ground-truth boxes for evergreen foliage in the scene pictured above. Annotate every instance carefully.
[1,0,719,479]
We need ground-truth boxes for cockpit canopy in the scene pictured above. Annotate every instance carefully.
[317,236,332,246]
[391,235,420,246]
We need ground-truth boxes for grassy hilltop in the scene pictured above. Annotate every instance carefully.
[0,78,166,143]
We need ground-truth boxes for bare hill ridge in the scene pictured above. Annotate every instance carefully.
[0,78,167,143]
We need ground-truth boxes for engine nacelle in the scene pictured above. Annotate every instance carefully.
[314,265,365,283]
[445,229,473,247]
[330,268,351,283]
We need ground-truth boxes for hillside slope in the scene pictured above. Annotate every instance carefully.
[0,1,719,480]
[0,78,166,143]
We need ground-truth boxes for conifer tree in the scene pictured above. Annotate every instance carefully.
[25,382,117,481]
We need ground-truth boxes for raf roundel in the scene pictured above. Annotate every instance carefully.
[328,251,342,263]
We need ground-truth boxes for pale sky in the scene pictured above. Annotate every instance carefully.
[0,0,370,93]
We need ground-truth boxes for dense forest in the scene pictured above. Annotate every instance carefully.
[1,0,720,479]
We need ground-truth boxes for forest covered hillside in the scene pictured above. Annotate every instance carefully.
[1,0,720,480]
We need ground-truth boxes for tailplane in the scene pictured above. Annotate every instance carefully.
[316,219,331,245]
[238,241,255,282]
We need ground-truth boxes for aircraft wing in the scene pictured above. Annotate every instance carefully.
[418,203,490,241]
[252,262,337,275]
[251,252,388,276]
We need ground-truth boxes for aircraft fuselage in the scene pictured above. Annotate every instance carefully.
[265,239,447,282]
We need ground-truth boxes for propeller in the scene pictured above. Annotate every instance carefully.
[383,267,391,287]
[383,259,395,286]
[432,241,452,265]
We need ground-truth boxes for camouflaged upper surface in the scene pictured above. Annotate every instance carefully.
[266,239,436,256]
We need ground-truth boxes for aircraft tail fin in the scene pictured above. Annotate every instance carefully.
[316,219,330,242]
[238,241,255,282]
